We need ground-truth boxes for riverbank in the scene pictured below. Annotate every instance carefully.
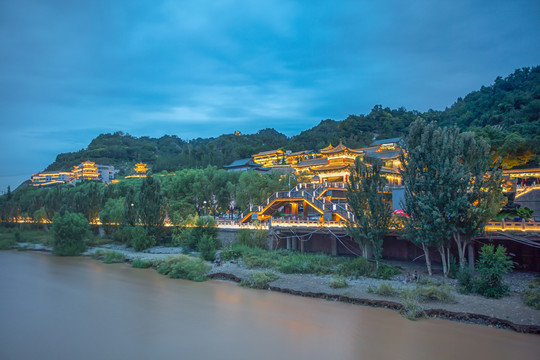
[14,242,540,333]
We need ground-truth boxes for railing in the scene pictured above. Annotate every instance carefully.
[485,220,540,232]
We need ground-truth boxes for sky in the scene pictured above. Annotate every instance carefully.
[1,0,539,191]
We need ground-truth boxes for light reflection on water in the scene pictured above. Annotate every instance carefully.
[0,251,538,360]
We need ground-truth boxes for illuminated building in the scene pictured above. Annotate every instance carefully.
[72,161,100,182]
[31,172,73,187]
[134,162,148,176]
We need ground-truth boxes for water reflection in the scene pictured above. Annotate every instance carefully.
[0,251,538,360]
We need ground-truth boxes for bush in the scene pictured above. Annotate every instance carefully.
[475,244,514,298]
[128,226,155,252]
[457,266,476,294]
[400,289,425,320]
[102,251,126,264]
[156,256,210,282]
[51,211,89,256]
[522,279,540,310]
[374,263,401,280]
[14,229,22,242]
[338,257,374,278]
[367,282,400,297]
[329,275,349,289]
[240,272,279,289]
[198,234,216,261]
[414,284,456,303]
[131,258,154,268]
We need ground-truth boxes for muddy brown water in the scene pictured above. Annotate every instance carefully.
[0,251,538,360]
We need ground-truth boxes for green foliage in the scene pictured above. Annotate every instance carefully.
[337,256,374,278]
[236,226,268,249]
[414,284,456,303]
[131,258,154,268]
[346,159,392,262]
[522,279,540,310]
[92,250,126,264]
[126,226,156,252]
[367,282,400,297]
[0,235,16,250]
[240,272,279,289]
[156,256,210,282]
[329,275,349,289]
[51,211,89,256]
[198,234,216,261]
[374,263,402,280]
[516,207,533,219]
[457,266,477,294]
[137,175,165,235]
[399,289,425,321]
[475,244,514,298]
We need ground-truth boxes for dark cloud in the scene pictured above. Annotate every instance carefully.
[1,0,539,190]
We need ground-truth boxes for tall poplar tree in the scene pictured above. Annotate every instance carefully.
[137,175,166,235]
[401,119,505,275]
[346,159,392,265]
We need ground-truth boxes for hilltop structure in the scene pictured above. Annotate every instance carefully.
[31,161,118,186]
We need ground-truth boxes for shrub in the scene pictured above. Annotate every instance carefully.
[522,279,540,310]
[400,289,425,320]
[240,272,279,289]
[329,275,349,289]
[131,258,154,268]
[475,244,514,298]
[338,257,374,278]
[367,282,400,297]
[51,211,89,256]
[414,284,456,303]
[128,226,155,252]
[374,263,401,280]
[156,256,210,282]
[237,229,253,247]
[91,250,126,263]
[198,234,216,261]
[457,266,476,294]
[14,229,22,242]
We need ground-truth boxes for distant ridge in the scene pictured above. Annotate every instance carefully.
[45,66,539,175]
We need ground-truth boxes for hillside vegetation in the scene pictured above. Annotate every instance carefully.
[45,66,539,174]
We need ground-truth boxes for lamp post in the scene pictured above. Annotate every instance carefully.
[288,173,296,190]
[203,200,207,216]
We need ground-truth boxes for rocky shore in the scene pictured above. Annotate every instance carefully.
[17,242,540,333]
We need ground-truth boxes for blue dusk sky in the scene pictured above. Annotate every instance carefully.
[1,0,539,191]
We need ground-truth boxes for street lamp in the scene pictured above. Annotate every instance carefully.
[288,173,296,189]
[203,200,207,216]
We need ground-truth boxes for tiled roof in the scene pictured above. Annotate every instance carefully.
[253,149,283,157]
[296,158,329,168]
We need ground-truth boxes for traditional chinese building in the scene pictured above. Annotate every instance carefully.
[72,161,100,182]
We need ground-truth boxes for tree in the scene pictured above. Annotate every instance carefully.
[401,119,505,276]
[137,175,166,235]
[51,211,89,256]
[123,186,138,226]
[346,158,392,265]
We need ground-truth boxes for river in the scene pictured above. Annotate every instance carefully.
[0,251,538,360]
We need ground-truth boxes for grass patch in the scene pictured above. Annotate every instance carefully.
[522,279,540,310]
[329,275,349,289]
[92,250,126,264]
[400,289,425,320]
[240,272,279,289]
[0,237,16,250]
[156,256,210,282]
[413,283,456,303]
[337,257,373,278]
[0,227,53,246]
[367,282,400,297]
[131,258,154,268]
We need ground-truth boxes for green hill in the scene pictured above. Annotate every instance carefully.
[45,66,539,174]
